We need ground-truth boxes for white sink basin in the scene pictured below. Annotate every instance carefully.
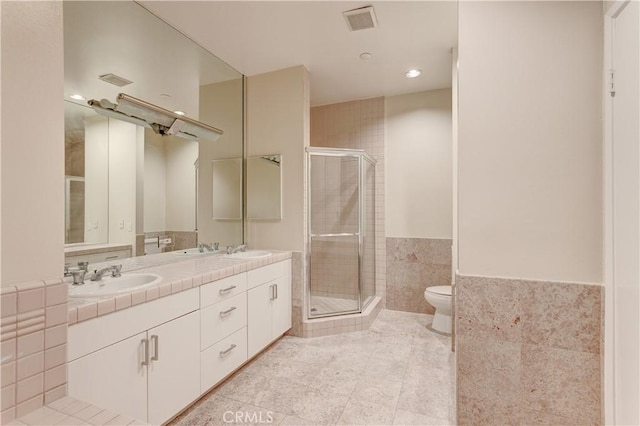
[69,273,162,298]
[224,250,273,259]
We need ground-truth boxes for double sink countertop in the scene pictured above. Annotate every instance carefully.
[66,249,293,326]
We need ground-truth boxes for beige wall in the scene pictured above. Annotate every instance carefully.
[165,137,198,232]
[84,116,109,243]
[107,121,140,252]
[246,66,310,251]
[144,131,167,233]
[1,2,64,285]
[457,1,603,283]
[199,79,244,247]
[386,89,452,239]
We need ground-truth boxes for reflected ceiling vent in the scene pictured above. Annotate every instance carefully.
[98,73,133,87]
[343,6,377,31]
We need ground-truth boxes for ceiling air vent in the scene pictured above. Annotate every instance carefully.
[98,73,133,87]
[343,6,377,32]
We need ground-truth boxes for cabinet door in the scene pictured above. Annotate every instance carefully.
[147,311,200,425]
[247,282,273,358]
[272,275,292,338]
[68,332,147,422]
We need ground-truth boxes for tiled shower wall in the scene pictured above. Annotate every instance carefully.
[386,238,452,314]
[310,97,386,307]
[455,275,603,425]
[1,280,69,423]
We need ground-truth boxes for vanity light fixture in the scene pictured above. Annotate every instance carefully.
[405,69,422,78]
[69,94,85,101]
[88,93,223,142]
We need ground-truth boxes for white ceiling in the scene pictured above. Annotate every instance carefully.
[140,1,458,106]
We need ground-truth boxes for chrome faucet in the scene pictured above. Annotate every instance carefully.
[198,242,219,253]
[90,265,122,281]
[226,244,247,254]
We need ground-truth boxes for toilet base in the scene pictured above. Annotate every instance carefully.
[429,311,451,335]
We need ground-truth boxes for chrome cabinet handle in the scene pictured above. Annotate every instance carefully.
[219,306,237,317]
[275,284,278,300]
[151,335,159,361]
[219,344,237,357]
[141,338,149,366]
[269,285,275,301]
[219,285,237,295]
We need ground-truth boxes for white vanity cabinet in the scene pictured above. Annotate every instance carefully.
[147,311,200,425]
[200,274,249,393]
[68,332,148,421]
[68,289,200,425]
[67,257,293,424]
[247,260,292,358]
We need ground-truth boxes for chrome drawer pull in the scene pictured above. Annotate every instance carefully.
[219,306,237,317]
[151,335,159,361]
[219,285,237,295]
[219,344,237,357]
[141,338,149,366]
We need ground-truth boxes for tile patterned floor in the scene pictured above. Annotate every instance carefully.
[171,310,455,426]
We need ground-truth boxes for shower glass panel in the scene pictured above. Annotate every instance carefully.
[361,157,376,308]
[307,148,376,318]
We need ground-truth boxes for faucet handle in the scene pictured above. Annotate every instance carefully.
[213,242,220,251]
[77,261,89,272]
[111,264,122,277]
[71,270,86,286]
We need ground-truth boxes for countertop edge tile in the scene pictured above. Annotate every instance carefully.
[68,250,292,325]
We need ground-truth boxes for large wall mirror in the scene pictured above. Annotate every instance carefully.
[63,1,244,264]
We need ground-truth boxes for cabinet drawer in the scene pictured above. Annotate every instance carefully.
[201,327,247,394]
[201,292,247,350]
[247,260,291,289]
[201,273,247,308]
[65,249,132,266]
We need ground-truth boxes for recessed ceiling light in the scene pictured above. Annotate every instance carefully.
[174,110,186,116]
[405,69,422,79]
[360,52,373,60]
[70,94,85,101]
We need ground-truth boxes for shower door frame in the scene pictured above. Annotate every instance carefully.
[306,147,376,319]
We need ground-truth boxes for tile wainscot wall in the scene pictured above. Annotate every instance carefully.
[455,274,603,425]
[386,238,452,314]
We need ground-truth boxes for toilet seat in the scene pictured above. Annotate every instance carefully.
[425,285,451,296]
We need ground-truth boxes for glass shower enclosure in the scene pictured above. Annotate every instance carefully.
[307,147,376,318]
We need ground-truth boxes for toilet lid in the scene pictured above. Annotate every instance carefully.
[426,286,451,296]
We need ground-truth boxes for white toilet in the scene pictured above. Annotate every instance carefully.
[424,285,452,335]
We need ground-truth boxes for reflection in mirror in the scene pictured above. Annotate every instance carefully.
[143,130,198,254]
[212,159,242,220]
[64,101,109,245]
[63,1,244,265]
[247,155,283,220]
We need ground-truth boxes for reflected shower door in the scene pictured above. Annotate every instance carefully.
[309,154,360,316]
